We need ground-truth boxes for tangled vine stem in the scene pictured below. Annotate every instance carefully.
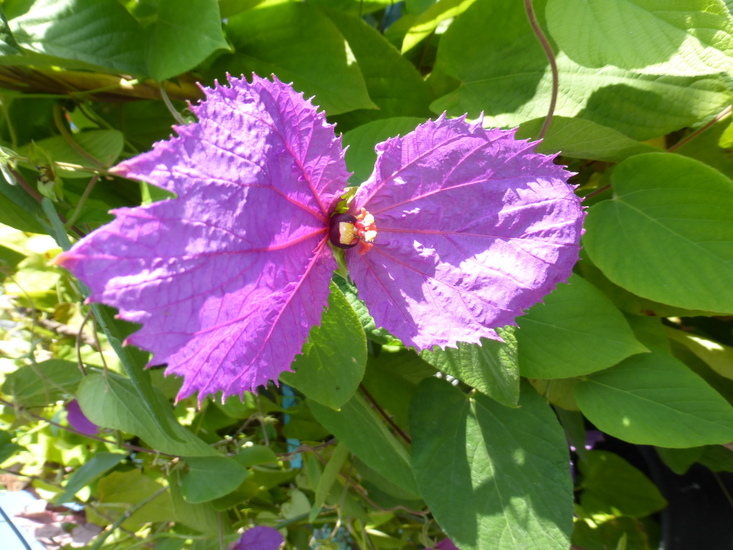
[525,0,558,140]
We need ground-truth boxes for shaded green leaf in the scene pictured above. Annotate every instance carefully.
[579,450,667,518]
[584,153,733,313]
[410,379,573,550]
[309,393,418,496]
[575,350,733,447]
[517,274,648,379]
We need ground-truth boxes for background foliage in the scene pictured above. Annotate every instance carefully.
[1,0,733,549]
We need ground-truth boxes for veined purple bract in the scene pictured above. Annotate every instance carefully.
[57,75,584,402]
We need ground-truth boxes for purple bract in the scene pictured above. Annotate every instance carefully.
[65,399,98,436]
[57,75,584,402]
[232,526,284,550]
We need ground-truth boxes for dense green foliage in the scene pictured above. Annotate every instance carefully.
[1,1,733,549]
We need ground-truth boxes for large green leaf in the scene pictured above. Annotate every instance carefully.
[410,379,573,550]
[325,9,433,127]
[77,373,217,456]
[575,350,733,447]
[181,456,249,503]
[421,328,520,407]
[281,283,367,410]
[309,393,418,496]
[517,274,648,379]
[578,450,667,518]
[546,0,733,76]
[7,0,147,74]
[146,0,229,81]
[584,153,733,313]
[432,0,730,139]
[2,359,82,408]
[215,2,376,115]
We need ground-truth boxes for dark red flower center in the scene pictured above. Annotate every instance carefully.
[329,207,377,254]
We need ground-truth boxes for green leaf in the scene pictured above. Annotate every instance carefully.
[575,350,733,447]
[90,304,186,446]
[432,0,730,139]
[584,153,733,313]
[2,359,82,408]
[54,452,126,505]
[93,469,174,527]
[421,328,520,407]
[332,274,402,345]
[310,440,350,521]
[578,450,667,518]
[655,446,704,475]
[577,251,722,318]
[324,9,433,127]
[361,350,435,429]
[666,328,733,381]
[181,456,249,503]
[309,393,418,497]
[516,117,661,162]
[410,379,573,550]
[77,372,217,456]
[546,0,733,76]
[0,170,47,233]
[401,0,477,53]
[0,6,22,56]
[517,274,648,379]
[169,470,224,536]
[281,283,367,409]
[0,430,24,464]
[146,0,230,81]
[342,117,426,185]
[234,445,278,467]
[19,130,124,177]
[7,0,147,74]
[215,2,377,115]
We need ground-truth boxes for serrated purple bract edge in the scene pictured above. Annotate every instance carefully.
[345,116,585,350]
[58,75,349,401]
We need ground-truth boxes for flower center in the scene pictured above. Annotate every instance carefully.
[329,207,377,255]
